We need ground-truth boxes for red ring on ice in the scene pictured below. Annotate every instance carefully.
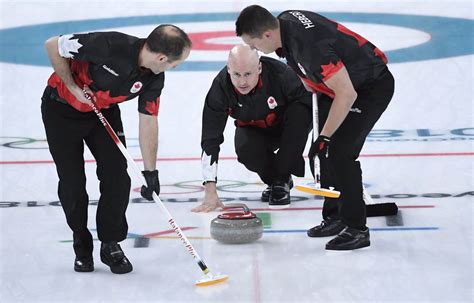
[188,31,237,51]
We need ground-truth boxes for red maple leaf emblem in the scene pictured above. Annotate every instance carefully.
[320,61,344,81]
[145,97,160,116]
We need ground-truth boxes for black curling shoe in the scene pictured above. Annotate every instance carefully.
[100,242,133,274]
[307,217,347,238]
[262,177,293,203]
[74,257,94,272]
[325,227,370,251]
[261,185,272,202]
[269,181,291,209]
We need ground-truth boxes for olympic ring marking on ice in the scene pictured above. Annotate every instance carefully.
[0,12,473,69]
[217,181,265,193]
[175,179,266,194]
[130,180,372,196]
[1,137,44,149]
[175,179,265,194]
[132,183,204,195]
[131,180,267,195]
[163,184,204,195]
[0,136,140,149]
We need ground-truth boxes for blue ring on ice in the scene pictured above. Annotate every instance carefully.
[0,12,473,70]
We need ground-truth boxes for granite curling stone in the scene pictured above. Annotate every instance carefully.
[210,203,263,244]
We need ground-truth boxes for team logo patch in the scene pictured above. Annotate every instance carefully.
[297,62,307,76]
[267,96,277,109]
[130,81,143,93]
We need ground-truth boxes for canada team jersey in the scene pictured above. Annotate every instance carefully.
[47,31,164,116]
[277,10,388,98]
[201,56,311,182]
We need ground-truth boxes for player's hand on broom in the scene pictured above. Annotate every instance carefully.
[308,135,331,177]
[141,170,160,200]
[70,84,95,106]
[192,182,224,212]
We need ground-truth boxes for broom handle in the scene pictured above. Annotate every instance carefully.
[312,93,321,184]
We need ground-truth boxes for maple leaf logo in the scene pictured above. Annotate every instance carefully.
[58,34,83,59]
[145,99,160,116]
[320,61,344,80]
[130,81,143,93]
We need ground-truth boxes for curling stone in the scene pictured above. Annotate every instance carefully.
[210,203,263,244]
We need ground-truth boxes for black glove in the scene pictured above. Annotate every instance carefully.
[308,135,331,177]
[309,135,331,159]
[141,170,160,200]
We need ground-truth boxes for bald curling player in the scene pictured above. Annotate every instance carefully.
[192,45,312,211]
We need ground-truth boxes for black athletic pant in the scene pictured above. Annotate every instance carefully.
[234,102,312,185]
[318,69,395,229]
[41,87,131,258]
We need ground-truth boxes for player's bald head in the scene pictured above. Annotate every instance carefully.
[227,44,260,69]
[226,44,262,95]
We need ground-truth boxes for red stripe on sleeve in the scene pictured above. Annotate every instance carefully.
[374,48,388,64]
[300,77,335,99]
[336,23,368,46]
